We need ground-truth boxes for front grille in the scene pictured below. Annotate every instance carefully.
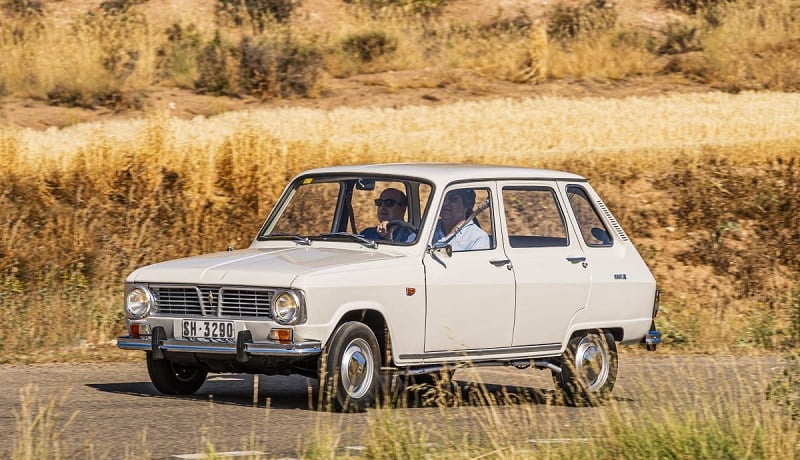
[151,285,274,319]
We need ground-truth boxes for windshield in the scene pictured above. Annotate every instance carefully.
[259,175,433,246]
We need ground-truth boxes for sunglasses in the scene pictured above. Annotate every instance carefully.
[374,198,400,207]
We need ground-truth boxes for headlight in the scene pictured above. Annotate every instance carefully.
[125,285,154,319]
[272,290,303,325]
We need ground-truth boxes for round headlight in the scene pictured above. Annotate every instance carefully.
[273,291,299,324]
[126,286,153,319]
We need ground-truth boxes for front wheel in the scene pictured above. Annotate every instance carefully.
[552,330,618,406]
[319,322,381,412]
[146,353,208,395]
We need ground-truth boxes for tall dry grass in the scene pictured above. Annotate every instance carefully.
[1,91,800,357]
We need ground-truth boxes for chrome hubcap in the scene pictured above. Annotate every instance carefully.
[575,335,609,391]
[340,338,374,399]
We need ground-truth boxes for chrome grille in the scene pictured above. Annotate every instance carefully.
[151,285,274,319]
[220,288,273,318]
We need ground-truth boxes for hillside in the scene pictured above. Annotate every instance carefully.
[4,0,796,129]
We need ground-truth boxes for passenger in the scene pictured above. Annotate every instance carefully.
[432,189,490,251]
[360,188,415,242]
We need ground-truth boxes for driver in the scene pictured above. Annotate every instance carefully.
[360,188,416,242]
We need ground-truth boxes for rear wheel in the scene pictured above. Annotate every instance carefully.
[146,353,208,395]
[552,330,617,406]
[320,322,381,412]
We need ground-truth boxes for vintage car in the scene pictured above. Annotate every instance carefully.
[117,163,661,410]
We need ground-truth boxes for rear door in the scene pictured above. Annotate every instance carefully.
[498,182,591,347]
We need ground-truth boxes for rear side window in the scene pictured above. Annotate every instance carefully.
[566,185,613,247]
[502,187,568,248]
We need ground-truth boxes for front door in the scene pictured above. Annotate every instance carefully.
[423,184,516,352]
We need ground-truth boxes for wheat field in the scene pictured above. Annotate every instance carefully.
[1,89,799,358]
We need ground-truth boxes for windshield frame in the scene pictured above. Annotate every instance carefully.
[256,173,436,246]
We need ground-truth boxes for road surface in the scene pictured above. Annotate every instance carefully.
[0,354,784,458]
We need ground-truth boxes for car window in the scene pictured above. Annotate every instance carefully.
[566,185,613,247]
[262,176,431,245]
[270,180,341,236]
[432,187,495,252]
[502,187,569,248]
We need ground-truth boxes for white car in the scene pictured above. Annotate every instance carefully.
[118,163,661,410]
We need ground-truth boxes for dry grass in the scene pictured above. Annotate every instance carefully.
[2,0,800,105]
[1,90,799,358]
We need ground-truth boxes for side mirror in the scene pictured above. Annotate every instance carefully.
[430,242,453,258]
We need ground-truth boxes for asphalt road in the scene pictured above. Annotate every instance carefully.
[0,354,785,459]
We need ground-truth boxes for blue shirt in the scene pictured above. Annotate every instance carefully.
[432,220,490,251]
[360,225,416,243]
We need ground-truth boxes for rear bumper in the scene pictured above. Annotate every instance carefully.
[117,336,322,357]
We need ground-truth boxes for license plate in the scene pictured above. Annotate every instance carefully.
[181,320,235,341]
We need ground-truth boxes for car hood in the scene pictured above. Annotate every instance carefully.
[129,247,398,287]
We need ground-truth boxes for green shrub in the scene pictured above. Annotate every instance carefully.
[157,23,202,87]
[342,30,398,62]
[216,0,300,31]
[275,42,323,97]
[238,36,274,97]
[2,0,43,18]
[346,0,447,18]
[654,21,703,54]
[99,0,148,15]
[661,0,732,14]
[195,31,237,96]
[546,0,617,43]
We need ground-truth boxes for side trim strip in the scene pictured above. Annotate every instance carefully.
[399,343,561,361]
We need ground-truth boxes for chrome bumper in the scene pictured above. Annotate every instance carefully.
[117,336,322,357]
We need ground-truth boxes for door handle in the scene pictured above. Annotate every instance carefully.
[566,256,587,264]
[489,259,512,268]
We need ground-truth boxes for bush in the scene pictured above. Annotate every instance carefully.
[342,30,398,62]
[216,0,300,31]
[661,0,731,14]
[276,42,324,97]
[654,21,703,55]
[157,23,202,87]
[2,0,43,18]
[546,0,617,43]
[99,0,148,15]
[195,31,237,96]
[347,0,447,18]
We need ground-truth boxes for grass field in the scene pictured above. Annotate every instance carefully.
[1,90,799,358]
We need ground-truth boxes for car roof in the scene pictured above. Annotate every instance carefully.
[299,163,587,183]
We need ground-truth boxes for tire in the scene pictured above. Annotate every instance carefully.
[552,330,618,407]
[146,353,208,395]
[319,321,381,412]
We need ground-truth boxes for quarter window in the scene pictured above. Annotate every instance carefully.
[566,186,613,246]
[502,187,568,248]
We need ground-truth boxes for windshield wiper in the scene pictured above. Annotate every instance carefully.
[317,232,378,249]
[262,232,311,245]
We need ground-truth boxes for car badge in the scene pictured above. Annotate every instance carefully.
[207,291,215,305]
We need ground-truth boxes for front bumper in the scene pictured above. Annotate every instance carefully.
[117,336,322,357]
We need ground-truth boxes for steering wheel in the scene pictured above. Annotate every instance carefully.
[386,220,418,232]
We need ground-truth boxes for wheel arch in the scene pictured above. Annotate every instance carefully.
[568,326,623,343]
[334,309,392,367]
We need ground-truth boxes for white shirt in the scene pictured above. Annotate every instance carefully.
[432,220,490,251]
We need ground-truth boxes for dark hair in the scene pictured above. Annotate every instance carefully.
[382,187,407,206]
[450,189,476,218]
